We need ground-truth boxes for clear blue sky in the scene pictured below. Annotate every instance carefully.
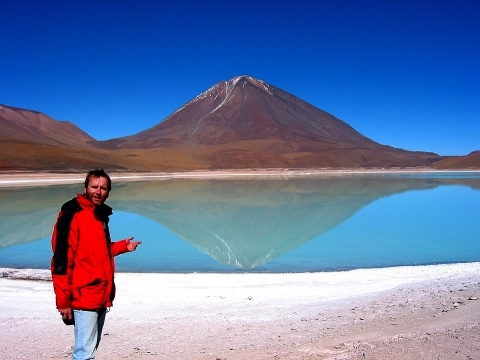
[1,0,479,156]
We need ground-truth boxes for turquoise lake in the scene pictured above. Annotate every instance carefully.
[0,172,479,272]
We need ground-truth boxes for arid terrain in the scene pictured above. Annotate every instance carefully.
[1,77,478,172]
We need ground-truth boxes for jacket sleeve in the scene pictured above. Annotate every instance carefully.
[51,213,79,309]
[111,239,129,257]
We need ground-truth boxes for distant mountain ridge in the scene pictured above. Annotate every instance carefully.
[0,104,95,147]
[0,76,478,170]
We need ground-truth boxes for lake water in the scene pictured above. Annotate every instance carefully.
[0,172,479,272]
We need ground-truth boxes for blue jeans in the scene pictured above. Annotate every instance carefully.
[73,308,107,360]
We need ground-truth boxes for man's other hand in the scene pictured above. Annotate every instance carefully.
[59,307,73,321]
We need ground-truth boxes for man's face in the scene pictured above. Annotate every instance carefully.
[84,176,109,206]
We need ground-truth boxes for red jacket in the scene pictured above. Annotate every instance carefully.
[51,194,128,310]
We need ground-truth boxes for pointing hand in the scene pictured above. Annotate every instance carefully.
[125,237,142,252]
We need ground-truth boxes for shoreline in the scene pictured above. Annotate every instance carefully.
[2,263,480,359]
[1,168,479,187]
[2,261,480,280]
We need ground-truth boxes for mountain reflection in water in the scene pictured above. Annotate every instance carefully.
[1,173,479,271]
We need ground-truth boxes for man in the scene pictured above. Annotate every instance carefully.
[51,169,141,359]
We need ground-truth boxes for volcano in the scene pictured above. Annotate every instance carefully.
[101,75,441,169]
[3,75,470,170]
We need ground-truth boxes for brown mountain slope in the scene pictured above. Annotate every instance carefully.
[101,75,442,169]
[433,151,480,170]
[0,135,150,171]
[0,104,95,148]
[0,105,144,171]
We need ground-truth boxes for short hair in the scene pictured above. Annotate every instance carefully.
[84,169,112,191]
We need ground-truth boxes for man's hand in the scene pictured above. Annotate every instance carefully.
[125,237,142,252]
[59,307,73,321]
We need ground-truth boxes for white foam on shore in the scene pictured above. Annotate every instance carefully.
[2,262,480,322]
[112,263,480,314]
[4,262,479,287]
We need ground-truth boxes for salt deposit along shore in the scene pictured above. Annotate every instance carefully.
[1,263,480,359]
[2,168,478,188]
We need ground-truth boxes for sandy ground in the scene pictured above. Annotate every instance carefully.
[1,264,480,360]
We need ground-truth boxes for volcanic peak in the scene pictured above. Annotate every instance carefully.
[175,76,272,113]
